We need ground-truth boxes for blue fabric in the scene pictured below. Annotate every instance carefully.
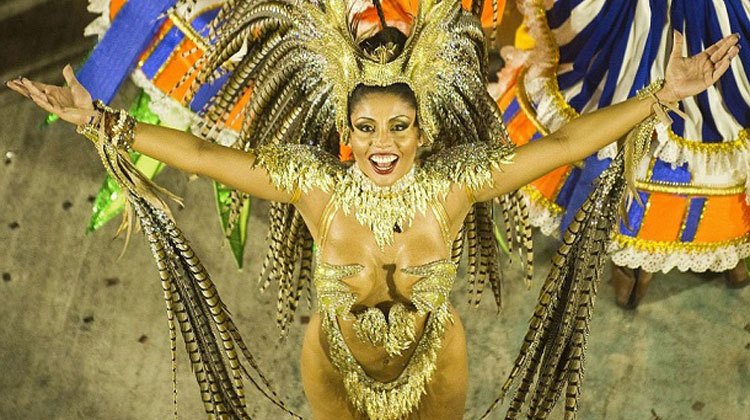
[559,155,612,233]
[618,191,650,237]
[719,0,750,127]
[681,0,723,140]
[141,26,185,79]
[650,160,691,184]
[547,0,586,30]
[554,166,582,208]
[77,0,178,103]
[193,9,220,35]
[627,0,668,97]
[141,8,220,80]
[502,98,520,122]
[594,3,638,109]
[544,0,750,240]
[681,198,707,242]
[558,0,637,111]
[190,73,229,113]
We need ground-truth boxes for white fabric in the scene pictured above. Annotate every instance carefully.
[84,0,111,39]
[609,239,750,273]
[524,191,562,238]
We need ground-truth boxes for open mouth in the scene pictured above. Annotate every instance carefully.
[368,153,400,175]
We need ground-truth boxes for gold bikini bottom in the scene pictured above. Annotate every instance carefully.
[322,305,453,420]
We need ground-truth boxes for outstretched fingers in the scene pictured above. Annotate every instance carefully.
[5,79,31,99]
[63,64,85,91]
[712,45,739,81]
[670,30,685,60]
[706,33,740,63]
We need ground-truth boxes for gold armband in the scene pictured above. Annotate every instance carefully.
[76,100,137,151]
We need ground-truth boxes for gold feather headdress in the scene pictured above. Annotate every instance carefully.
[175,0,525,341]
[186,0,508,149]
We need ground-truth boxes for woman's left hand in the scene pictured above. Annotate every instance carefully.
[661,30,740,103]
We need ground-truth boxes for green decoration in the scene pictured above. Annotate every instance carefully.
[86,89,252,268]
[45,113,60,125]
[214,182,252,269]
[493,222,511,256]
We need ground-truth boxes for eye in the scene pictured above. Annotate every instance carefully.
[356,124,375,133]
[392,123,408,131]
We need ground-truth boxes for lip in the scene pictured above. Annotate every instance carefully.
[368,153,400,175]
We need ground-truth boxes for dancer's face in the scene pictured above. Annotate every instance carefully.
[349,91,423,187]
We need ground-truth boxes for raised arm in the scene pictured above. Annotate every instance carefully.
[473,31,740,202]
[6,65,295,203]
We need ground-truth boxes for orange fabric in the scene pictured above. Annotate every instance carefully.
[152,39,203,101]
[339,144,353,161]
[497,82,518,112]
[148,36,252,131]
[356,0,505,29]
[110,0,127,21]
[530,165,570,199]
[637,193,688,241]
[693,195,750,242]
[505,112,536,147]
[224,87,254,132]
[358,0,417,24]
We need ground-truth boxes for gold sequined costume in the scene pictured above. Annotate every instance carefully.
[82,0,637,418]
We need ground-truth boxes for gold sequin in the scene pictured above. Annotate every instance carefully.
[322,306,453,420]
[334,165,451,249]
[254,143,514,249]
[315,257,458,416]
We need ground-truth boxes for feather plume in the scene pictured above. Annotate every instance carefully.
[481,151,627,420]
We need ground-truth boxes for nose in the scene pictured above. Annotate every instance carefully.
[373,128,392,148]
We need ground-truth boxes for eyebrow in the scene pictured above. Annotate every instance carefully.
[353,115,412,123]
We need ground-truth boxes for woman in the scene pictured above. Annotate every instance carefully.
[6,0,739,418]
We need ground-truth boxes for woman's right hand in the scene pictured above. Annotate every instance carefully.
[5,64,97,126]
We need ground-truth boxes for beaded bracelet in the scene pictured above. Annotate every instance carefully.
[76,100,137,151]
[635,79,687,126]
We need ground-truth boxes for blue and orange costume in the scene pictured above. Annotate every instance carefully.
[495,0,750,306]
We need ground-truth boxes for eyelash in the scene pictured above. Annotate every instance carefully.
[356,124,409,133]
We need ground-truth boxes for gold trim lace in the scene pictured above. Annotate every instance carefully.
[335,165,451,249]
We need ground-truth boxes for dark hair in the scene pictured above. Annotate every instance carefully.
[358,26,408,57]
[487,50,505,83]
[348,28,417,124]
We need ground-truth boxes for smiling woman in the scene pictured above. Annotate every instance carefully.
[4,0,741,419]
[349,85,421,183]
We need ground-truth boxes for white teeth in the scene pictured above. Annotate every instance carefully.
[370,155,398,164]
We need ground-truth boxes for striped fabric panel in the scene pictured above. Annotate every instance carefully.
[547,0,750,141]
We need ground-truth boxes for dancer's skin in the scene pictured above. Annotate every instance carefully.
[7,32,739,419]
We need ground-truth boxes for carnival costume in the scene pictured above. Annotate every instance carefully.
[80,0,506,268]
[496,0,750,277]
[64,0,662,419]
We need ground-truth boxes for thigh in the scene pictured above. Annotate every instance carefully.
[413,307,469,420]
[300,314,361,420]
